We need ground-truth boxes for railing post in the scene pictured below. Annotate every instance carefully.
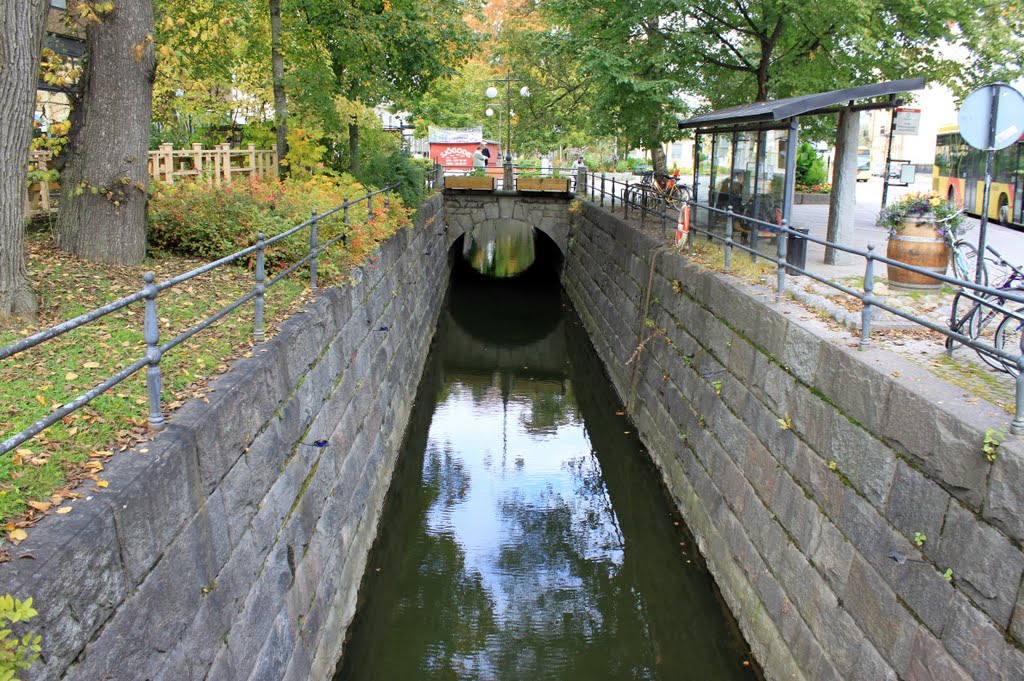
[254,233,266,342]
[660,197,668,236]
[1013,340,1024,434]
[504,161,514,190]
[776,219,788,302]
[724,207,734,273]
[687,200,695,249]
[310,210,319,290]
[143,272,165,431]
[368,193,374,222]
[611,177,616,209]
[860,243,876,350]
[640,190,647,227]
[600,173,606,207]
[623,182,630,218]
[384,186,390,212]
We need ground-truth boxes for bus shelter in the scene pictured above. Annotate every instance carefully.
[678,79,925,257]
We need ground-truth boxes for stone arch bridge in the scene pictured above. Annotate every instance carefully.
[442,189,573,254]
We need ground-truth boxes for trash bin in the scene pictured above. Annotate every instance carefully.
[785,228,810,275]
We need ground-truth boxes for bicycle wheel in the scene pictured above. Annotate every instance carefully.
[951,240,986,286]
[993,309,1024,376]
[946,291,977,352]
[676,184,693,204]
[973,299,1010,372]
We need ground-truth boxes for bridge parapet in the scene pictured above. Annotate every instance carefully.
[442,189,572,254]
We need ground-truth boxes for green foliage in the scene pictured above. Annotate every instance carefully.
[358,149,428,209]
[914,531,926,547]
[795,143,827,187]
[0,596,41,680]
[943,568,954,582]
[984,427,1006,462]
[148,175,412,283]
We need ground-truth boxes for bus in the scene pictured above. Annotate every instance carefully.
[856,147,871,182]
[934,124,1024,228]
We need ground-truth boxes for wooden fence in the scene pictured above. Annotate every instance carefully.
[25,144,278,219]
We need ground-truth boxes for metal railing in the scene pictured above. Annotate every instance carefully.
[0,184,399,456]
[579,169,1024,434]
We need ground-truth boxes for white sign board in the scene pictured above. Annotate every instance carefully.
[894,108,921,136]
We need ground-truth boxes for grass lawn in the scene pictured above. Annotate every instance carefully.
[0,231,313,536]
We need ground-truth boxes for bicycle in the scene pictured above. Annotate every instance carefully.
[630,170,692,210]
[946,244,1024,374]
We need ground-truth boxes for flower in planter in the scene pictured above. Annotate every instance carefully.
[877,191,965,238]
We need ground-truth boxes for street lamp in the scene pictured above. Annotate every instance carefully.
[486,77,530,163]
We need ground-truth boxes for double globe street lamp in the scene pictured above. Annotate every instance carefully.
[485,79,530,163]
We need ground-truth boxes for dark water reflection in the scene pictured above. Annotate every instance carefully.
[335,252,760,681]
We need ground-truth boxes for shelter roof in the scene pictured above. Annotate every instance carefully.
[678,78,926,130]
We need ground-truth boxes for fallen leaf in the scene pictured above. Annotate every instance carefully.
[26,501,51,512]
[8,529,27,542]
[35,394,46,406]
[96,480,109,488]
[82,361,100,369]
[56,507,72,515]
[65,372,79,381]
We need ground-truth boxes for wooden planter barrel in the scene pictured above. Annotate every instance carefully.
[885,216,950,290]
[445,175,495,190]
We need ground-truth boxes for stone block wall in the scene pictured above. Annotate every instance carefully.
[563,201,1024,680]
[1,194,451,680]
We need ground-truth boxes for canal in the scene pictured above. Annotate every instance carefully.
[334,234,760,680]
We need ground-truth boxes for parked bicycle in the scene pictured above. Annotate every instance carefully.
[627,170,692,210]
[946,243,1024,375]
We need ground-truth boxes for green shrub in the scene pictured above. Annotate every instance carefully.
[796,142,827,186]
[0,595,41,680]
[357,148,428,209]
[148,175,412,284]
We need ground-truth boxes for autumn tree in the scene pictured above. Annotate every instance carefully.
[303,0,477,172]
[55,1,156,265]
[0,0,49,319]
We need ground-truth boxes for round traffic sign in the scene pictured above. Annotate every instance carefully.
[958,84,1024,151]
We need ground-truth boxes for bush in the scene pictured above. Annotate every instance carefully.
[0,595,41,680]
[357,148,428,210]
[148,175,412,284]
[795,142,827,186]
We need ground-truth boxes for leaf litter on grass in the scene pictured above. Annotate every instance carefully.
[0,234,313,533]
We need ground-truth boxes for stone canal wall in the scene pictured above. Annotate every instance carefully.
[563,200,1024,681]
[3,194,450,680]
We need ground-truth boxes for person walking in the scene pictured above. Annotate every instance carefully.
[540,155,552,177]
[472,144,486,175]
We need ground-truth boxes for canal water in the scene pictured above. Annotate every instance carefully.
[334,236,759,680]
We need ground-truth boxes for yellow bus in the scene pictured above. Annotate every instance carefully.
[856,147,871,182]
[934,124,1023,228]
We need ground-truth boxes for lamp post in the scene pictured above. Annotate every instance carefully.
[486,76,530,163]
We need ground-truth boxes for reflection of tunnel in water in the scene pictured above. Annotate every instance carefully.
[449,229,563,347]
[462,218,537,278]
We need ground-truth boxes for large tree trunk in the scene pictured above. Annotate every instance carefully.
[0,0,48,319]
[349,120,360,175]
[55,1,155,265]
[649,119,666,176]
[270,0,288,177]
[825,106,859,264]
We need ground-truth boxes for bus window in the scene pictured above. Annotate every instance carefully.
[856,148,871,182]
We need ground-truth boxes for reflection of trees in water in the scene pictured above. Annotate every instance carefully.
[464,220,536,278]
[485,461,657,681]
[521,391,577,435]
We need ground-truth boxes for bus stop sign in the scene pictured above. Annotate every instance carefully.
[958,84,1024,151]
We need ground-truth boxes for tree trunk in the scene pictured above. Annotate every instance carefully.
[270,0,289,177]
[55,1,155,265]
[349,120,360,175]
[825,106,859,264]
[649,119,666,176]
[0,0,47,319]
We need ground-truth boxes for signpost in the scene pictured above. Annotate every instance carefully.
[893,107,921,136]
[957,84,1024,284]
